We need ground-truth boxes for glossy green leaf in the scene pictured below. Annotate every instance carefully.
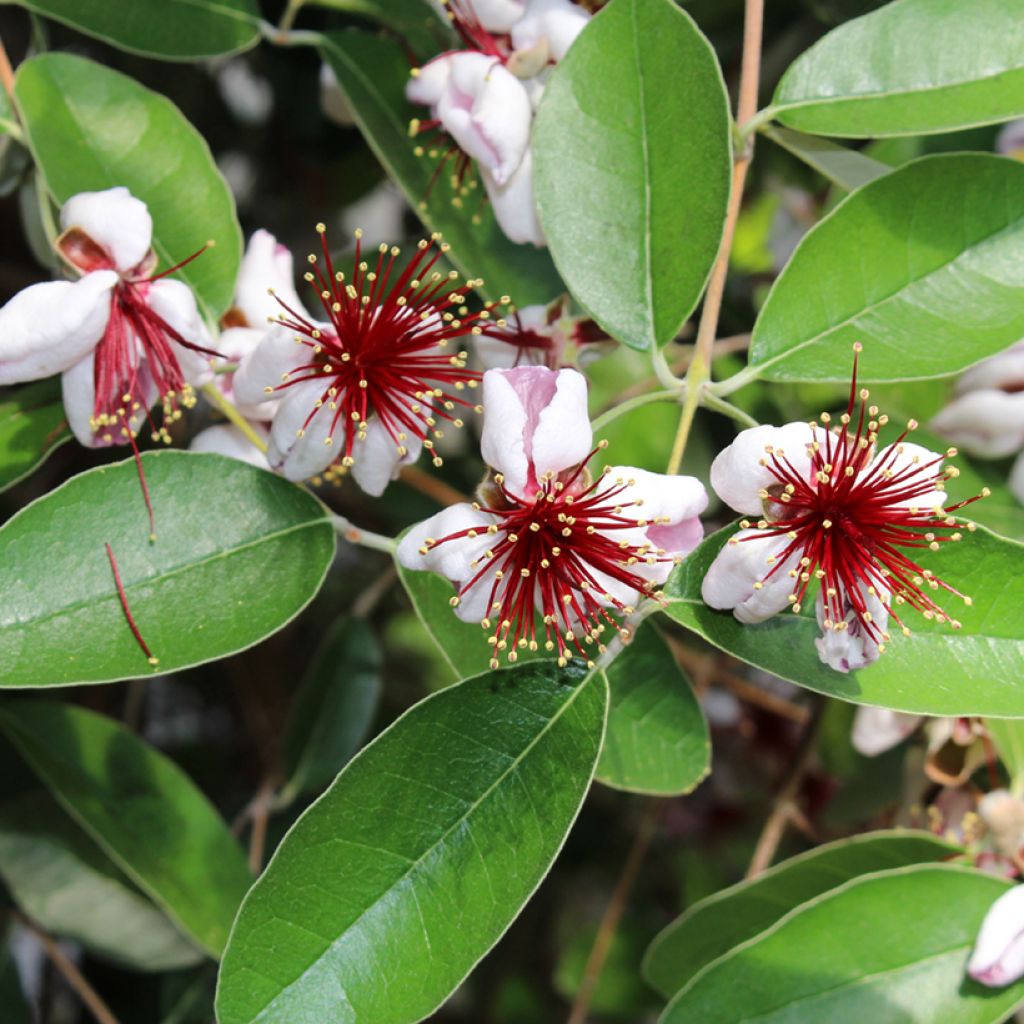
[749,155,1024,382]
[0,451,335,687]
[0,378,69,493]
[319,31,560,307]
[532,0,731,350]
[662,523,1024,716]
[216,662,607,1024]
[7,0,260,59]
[279,617,382,804]
[761,125,890,192]
[661,864,1024,1023]
[0,792,202,970]
[15,53,242,317]
[0,701,251,957]
[986,719,1024,798]
[643,830,960,998]
[597,621,709,795]
[770,0,1024,138]
[307,0,451,60]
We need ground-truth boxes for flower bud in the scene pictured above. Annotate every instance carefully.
[968,884,1024,987]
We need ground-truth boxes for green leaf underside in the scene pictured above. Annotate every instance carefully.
[597,621,709,795]
[771,0,1024,137]
[0,701,251,957]
[308,0,453,61]
[0,378,70,493]
[7,0,260,60]
[14,53,242,317]
[643,830,961,998]
[0,792,202,971]
[281,617,383,802]
[0,451,335,687]
[661,864,1024,1024]
[662,524,1024,717]
[319,31,561,308]
[760,125,891,192]
[215,662,607,1024]
[749,154,1024,382]
[533,0,731,350]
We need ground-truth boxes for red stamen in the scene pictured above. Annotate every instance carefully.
[105,542,159,667]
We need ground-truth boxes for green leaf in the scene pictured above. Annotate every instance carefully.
[0,701,251,957]
[532,0,731,350]
[306,0,452,61]
[14,53,242,318]
[319,31,560,308]
[7,0,260,60]
[597,621,709,796]
[0,792,202,970]
[662,523,1024,716]
[643,830,961,998]
[986,719,1024,798]
[216,662,607,1024]
[770,0,1024,138]
[279,617,382,804]
[0,378,69,493]
[661,863,1024,1024]
[760,125,890,192]
[0,451,335,687]
[0,932,31,1024]
[749,154,1024,382]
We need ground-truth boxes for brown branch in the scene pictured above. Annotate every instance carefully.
[248,775,278,875]
[15,913,120,1024]
[399,465,470,506]
[566,801,657,1024]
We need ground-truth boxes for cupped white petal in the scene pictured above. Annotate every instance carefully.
[190,423,270,469]
[710,422,815,516]
[851,706,923,757]
[0,273,117,384]
[968,884,1024,988]
[701,529,799,624]
[930,390,1024,459]
[232,324,306,407]
[814,583,889,674]
[61,353,98,448]
[146,279,215,387]
[956,342,1024,395]
[511,0,590,61]
[59,187,153,274]
[267,379,339,481]
[406,53,455,107]
[467,0,527,31]
[481,151,546,246]
[531,367,592,481]
[350,416,422,497]
[235,229,311,327]
[871,439,948,510]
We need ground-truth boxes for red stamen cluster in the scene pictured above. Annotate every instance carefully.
[420,445,679,668]
[739,344,985,652]
[267,225,500,472]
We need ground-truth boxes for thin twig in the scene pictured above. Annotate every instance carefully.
[566,802,658,1024]
[247,776,278,875]
[15,913,121,1024]
[745,695,825,879]
[330,514,398,554]
[200,382,269,453]
[666,0,764,474]
[399,464,471,506]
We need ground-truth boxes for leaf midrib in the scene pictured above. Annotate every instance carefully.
[252,671,600,1021]
[630,0,656,345]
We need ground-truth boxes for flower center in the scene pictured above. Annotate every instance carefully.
[269,225,498,473]
[421,446,678,668]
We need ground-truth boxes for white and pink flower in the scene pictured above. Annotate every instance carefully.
[969,884,1024,988]
[0,186,215,448]
[397,365,707,667]
[701,347,982,673]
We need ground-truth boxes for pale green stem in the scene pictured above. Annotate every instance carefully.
[277,0,306,33]
[708,361,765,398]
[200,382,269,453]
[591,388,681,434]
[702,391,759,429]
[330,514,397,554]
[651,344,685,391]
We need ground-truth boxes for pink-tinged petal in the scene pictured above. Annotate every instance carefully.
[710,422,815,516]
[146,279,215,387]
[481,365,550,493]
[406,53,455,107]
[531,367,592,481]
[438,54,532,184]
[997,119,1024,160]
[474,304,554,368]
[850,706,922,756]
[350,416,421,497]
[872,440,949,510]
[1010,451,1024,505]
[931,390,1024,459]
[59,187,152,274]
[235,229,311,327]
[267,380,338,481]
[0,273,117,384]
[481,151,545,245]
[956,342,1024,394]
[969,884,1024,988]
[466,0,527,32]
[190,423,270,469]
[814,582,889,674]
[232,324,305,407]
[511,0,590,61]
[701,529,798,624]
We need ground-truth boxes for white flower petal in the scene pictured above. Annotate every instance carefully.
[1010,451,1024,506]
[814,583,889,674]
[850,706,922,757]
[146,279,215,387]
[60,187,152,274]
[61,354,98,447]
[968,884,1024,988]
[232,324,305,407]
[511,0,590,62]
[190,423,270,469]
[956,342,1024,395]
[468,0,527,31]
[531,367,592,481]
[0,273,117,384]
[350,416,421,497]
[871,439,949,510]
[267,379,339,481]
[482,151,546,246]
[320,63,356,126]
[701,529,798,624]
[997,119,1024,159]
[930,390,1024,459]
[235,229,311,327]
[710,422,815,516]
[406,54,454,107]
